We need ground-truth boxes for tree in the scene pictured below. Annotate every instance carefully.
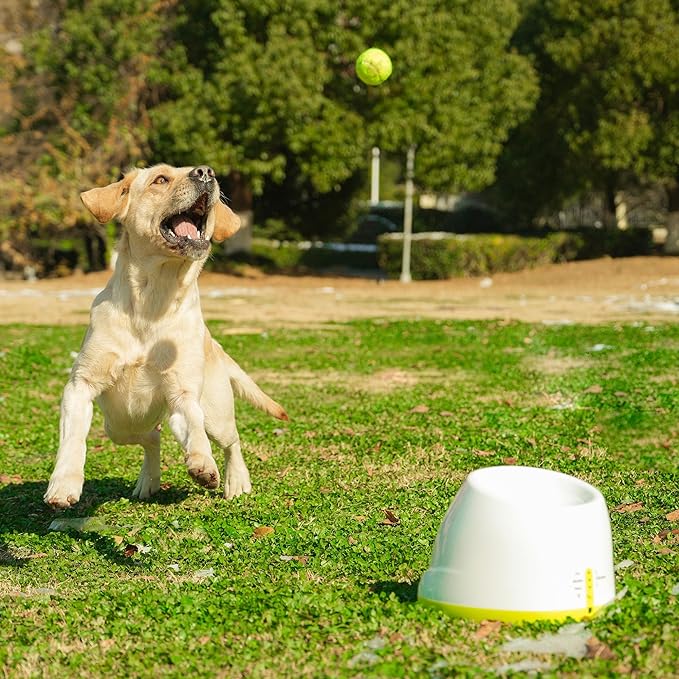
[492,0,679,229]
[0,0,189,271]
[149,0,538,236]
[3,0,537,258]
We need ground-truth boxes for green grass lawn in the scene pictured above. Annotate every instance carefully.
[0,319,677,677]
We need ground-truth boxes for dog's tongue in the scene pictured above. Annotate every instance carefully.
[172,215,199,239]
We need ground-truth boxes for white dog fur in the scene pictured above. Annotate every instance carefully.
[44,164,287,508]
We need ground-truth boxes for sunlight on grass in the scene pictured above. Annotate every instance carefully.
[0,320,677,676]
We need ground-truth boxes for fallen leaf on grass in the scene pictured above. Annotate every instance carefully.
[666,509,679,521]
[380,510,400,526]
[253,526,274,539]
[584,384,603,394]
[279,555,309,564]
[112,536,124,546]
[439,411,455,417]
[0,474,22,484]
[410,404,429,414]
[122,543,151,557]
[123,544,138,558]
[613,502,644,513]
[474,620,502,639]
[474,449,494,457]
[652,529,679,544]
[502,457,518,465]
[585,636,616,660]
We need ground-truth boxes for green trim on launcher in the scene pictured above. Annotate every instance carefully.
[419,598,606,623]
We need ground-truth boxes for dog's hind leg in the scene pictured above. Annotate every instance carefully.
[105,425,161,500]
[200,354,251,500]
[208,424,251,500]
[132,429,161,500]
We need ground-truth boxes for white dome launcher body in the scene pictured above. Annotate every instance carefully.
[418,466,616,622]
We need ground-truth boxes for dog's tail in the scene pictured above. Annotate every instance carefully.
[222,353,289,421]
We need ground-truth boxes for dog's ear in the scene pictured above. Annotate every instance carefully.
[80,173,135,223]
[212,200,241,242]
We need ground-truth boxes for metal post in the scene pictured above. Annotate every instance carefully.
[400,145,416,283]
[370,147,380,206]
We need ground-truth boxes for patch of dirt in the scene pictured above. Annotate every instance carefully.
[252,367,462,393]
[527,352,592,375]
[2,256,679,326]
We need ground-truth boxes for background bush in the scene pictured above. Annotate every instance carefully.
[210,238,378,275]
[377,229,654,280]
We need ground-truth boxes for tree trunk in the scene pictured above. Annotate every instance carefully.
[614,191,629,230]
[664,181,679,254]
[222,171,253,254]
[604,186,617,228]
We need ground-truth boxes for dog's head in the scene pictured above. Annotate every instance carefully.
[80,164,241,261]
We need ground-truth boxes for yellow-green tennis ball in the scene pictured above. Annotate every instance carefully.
[356,48,392,86]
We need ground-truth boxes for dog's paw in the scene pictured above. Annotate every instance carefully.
[44,474,84,509]
[223,465,252,500]
[132,472,161,500]
[186,455,220,490]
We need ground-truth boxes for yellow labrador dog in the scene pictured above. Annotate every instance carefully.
[44,164,287,508]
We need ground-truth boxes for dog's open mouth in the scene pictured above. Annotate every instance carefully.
[160,193,209,246]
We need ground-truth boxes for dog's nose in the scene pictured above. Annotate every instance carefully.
[189,166,215,182]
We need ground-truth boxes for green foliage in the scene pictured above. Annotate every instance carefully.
[493,0,679,222]
[377,232,569,279]
[0,320,678,675]
[5,0,537,245]
[377,228,653,279]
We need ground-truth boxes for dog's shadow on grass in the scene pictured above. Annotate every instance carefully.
[0,478,188,566]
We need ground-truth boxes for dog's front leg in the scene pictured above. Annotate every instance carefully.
[44,379,97,508]
[168,397,220,490]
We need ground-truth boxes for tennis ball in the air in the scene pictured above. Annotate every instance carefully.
[355,48,392,85]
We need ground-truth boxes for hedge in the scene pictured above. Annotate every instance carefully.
[377,229,654,280]
[210,238,377,274]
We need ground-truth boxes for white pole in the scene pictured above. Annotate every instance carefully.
[400,145,416,283]
[370,147,380,205]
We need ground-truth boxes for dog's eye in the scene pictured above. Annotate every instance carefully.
[153,175,169,185]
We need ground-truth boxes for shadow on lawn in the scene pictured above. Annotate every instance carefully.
[0,477,188,566]
[369,579,420,603]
